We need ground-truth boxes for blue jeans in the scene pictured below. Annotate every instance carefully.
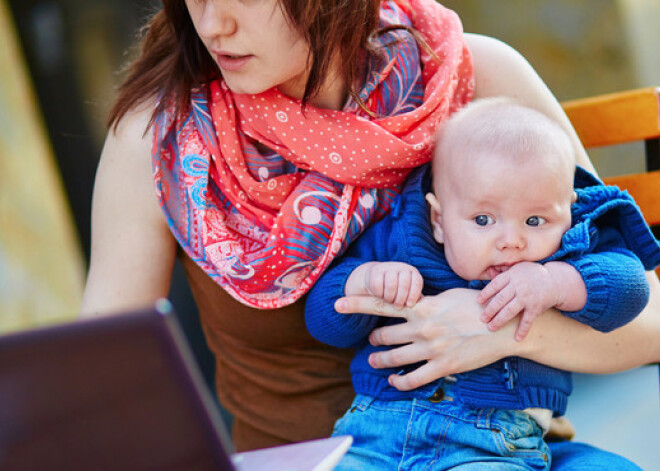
[332,394,551,470]
[548,441,641,470]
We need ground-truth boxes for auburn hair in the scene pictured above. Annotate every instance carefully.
[108,0,388,130]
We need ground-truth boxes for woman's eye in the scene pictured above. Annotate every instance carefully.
[475,215,494,226]
[526,216,547,226]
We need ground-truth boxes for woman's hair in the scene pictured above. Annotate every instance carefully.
[108,0,384,130]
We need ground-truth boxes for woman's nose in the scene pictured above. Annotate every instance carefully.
[197,2,237,40]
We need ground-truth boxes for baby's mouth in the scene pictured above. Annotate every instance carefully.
[487,264,512,279]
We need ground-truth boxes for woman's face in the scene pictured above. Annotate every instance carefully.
[184,0,310,99]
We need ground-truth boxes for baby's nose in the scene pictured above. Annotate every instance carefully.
[496,225,526,250]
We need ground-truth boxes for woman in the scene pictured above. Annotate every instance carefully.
[81,0,659,466]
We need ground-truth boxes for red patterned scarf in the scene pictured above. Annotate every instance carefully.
[153,0,473,308]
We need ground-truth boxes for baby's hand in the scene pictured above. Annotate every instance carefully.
[361,262,424,308]
[477,261,560,341]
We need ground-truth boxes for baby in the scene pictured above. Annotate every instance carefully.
[349,97,585,341]
[306,98,660,469]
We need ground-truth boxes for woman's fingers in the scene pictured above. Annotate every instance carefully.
[339,289,525,393]
[335,295,410,318]
[357,288,527,391]
[368,342,424,369]
[388,362,452,391]
[368,320,417,347]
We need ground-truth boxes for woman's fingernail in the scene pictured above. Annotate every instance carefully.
[335,299,346,312]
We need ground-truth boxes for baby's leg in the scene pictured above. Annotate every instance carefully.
[548,441,641,470]
[333,389,551,470]
[331,394,410,470]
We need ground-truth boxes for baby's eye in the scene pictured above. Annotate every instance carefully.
[526,216,547,226]
[475,215,494,226]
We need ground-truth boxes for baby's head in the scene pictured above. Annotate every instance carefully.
[426,98,577,280]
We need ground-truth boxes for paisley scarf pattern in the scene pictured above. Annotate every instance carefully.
[152,0,474,308]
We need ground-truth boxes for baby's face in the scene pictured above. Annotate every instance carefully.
[430,151,575,281]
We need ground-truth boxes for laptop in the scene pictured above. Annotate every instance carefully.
[0,300,351,471]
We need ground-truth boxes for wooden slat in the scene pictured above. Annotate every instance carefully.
[603,171,660,227]
[563,86,660,148]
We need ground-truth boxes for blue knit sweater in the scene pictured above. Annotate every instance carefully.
[305,165,660,415]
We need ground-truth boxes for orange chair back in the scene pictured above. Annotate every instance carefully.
[562,86,660,274]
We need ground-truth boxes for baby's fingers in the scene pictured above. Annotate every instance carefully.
[480,284,515,323]
[514,311,539,342]
[391,270,412,307]
[477,274,508,304]
[486,299,522,332]
[406,270,424,307]
[381,270,398,305]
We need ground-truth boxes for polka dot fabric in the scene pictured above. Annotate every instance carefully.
[152,0,474,308]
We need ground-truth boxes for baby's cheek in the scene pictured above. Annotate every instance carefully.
[447,251,483,280]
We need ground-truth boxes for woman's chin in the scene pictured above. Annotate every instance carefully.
[221,78,270,96]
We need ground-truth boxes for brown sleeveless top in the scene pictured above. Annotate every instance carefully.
[179,253,355,452]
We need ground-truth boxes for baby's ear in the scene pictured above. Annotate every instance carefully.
[571,190,578,203]
[425,192,445,244]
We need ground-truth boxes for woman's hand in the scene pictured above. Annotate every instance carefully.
[335,288,520,391]
[336,272,660,389]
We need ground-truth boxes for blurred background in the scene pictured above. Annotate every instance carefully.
[1,0,659,332]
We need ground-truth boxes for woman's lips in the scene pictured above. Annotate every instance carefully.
[214,53,252,72]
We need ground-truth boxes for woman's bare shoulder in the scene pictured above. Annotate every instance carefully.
[463,33,540,100]
[106,103,155,162]
[82,102,175,316]
[94,103,158,213]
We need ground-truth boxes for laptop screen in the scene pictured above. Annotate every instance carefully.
[0,302,235,471]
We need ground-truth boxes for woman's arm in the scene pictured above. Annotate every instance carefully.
[80,105,176,316]
[519,271,660,374]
